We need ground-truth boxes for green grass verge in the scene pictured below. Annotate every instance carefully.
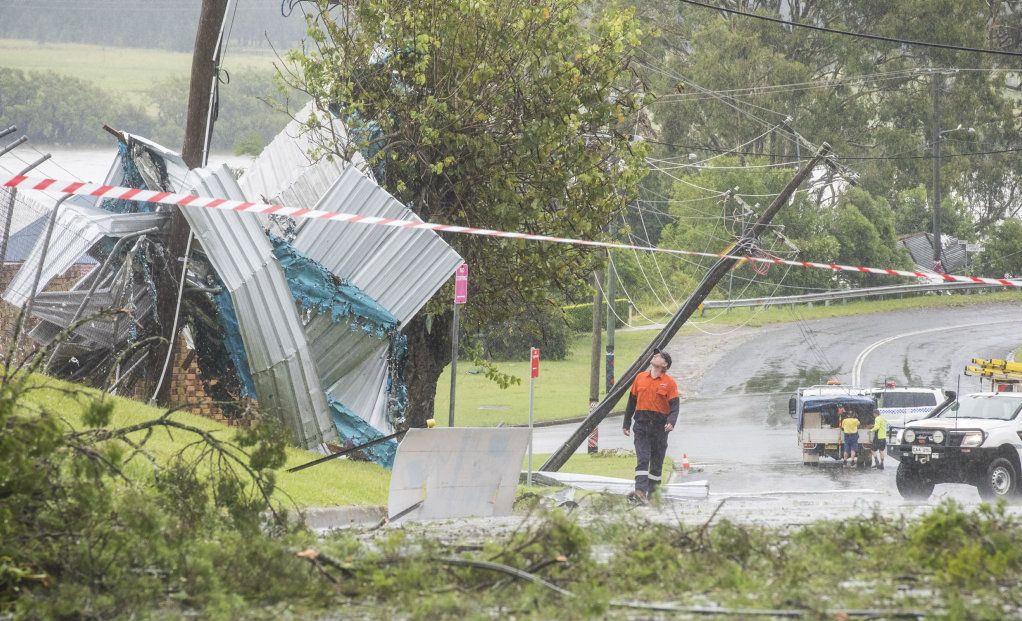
[1016,345,1021,362]
[436,327,657,427]
[638,288,1022,328]
[436,290,1021,426]
[23,375,389,507]
[0,38,275,103]
[526,451,670,479]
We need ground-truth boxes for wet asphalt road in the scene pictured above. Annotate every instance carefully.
[534,300,1022,522]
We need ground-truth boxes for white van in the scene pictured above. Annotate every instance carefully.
[874,386,945,431]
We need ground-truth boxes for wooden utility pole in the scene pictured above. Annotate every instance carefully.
[605,252,616,394]
[152,0,229,404]
[588,272,603,408]
[930,73,943,270]
[541,144,831,472]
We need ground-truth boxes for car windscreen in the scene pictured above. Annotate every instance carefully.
[936,396,1022,421]
[880,392,938,408]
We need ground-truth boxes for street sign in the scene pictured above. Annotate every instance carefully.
[527,346,540,485]
[454,263,468,304]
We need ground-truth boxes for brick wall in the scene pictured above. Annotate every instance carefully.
[0,261,254,427]
[166,335,256,426]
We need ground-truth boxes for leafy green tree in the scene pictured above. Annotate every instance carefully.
[892,185,975,241]
[829,187,913,286]
[655,157,841,296]
[0,68,150,144]
[281,0,647,424]
[146,69,299,153]
[976,218,1022,279]
[631,0,1019,244]
[1,328,322,617]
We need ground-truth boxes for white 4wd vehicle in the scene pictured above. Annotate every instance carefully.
[890,392,1022,501]
[874,386,945,431]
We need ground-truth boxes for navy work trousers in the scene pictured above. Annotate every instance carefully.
[633,419,669,494]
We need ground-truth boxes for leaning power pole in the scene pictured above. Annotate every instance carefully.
[152,0,230,404]
[930,73,943,270]
[541,144,832,472]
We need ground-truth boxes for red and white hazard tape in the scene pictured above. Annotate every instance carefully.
[5,175,1021,288]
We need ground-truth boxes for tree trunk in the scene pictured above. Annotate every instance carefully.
[403,311,452,428]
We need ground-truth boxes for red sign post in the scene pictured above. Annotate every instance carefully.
[531,347,540,379]
[454,263,468,304]
[449,263,468,427]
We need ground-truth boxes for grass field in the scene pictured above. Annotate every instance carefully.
[0,38,276,103]
[23,376,661,509]
[435,290,1022,427]
[24,374,391,507]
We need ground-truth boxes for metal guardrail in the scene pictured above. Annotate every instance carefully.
[701,280,1012,310]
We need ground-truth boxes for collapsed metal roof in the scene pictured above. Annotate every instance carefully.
[898,232,968,274]
[4,108,462,464]
[180,164,340,448]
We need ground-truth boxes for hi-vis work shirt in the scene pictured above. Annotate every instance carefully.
[872,415,888,439]
[624,371,680,429]
[841,417,861,434]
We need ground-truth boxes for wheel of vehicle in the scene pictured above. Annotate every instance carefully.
[895,463,934,500]
[976,457,1018,501]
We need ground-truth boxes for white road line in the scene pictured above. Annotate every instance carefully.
[850,319,1018,386]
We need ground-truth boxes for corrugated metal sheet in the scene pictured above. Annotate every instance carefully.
[3,204,166,307]
[898,232,968,273]
[324,342,391,435]
[30,285,153,345]
[293,166,463,324]
[238,101,356,211]
[286,166,460,438]
[180,164,338,449]
[304,313,382,390]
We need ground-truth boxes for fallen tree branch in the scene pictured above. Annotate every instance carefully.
[435,557,574,598]
[607,601,933,618]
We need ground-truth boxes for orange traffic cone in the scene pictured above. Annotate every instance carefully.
[682,453,690,474]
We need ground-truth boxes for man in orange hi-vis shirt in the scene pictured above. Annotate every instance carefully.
[623,348,680,503]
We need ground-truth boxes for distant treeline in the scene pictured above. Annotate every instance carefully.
[0,67,304,152]
[0,0,306,51]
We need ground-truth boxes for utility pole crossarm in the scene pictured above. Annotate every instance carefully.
[539,143,831,472]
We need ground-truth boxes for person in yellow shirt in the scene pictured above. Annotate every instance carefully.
[871,413,888,471]
[840,411,860,467]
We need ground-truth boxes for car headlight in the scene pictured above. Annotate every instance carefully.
[932,430,945,444]
[904,429,916,443]
[960,431,984,447]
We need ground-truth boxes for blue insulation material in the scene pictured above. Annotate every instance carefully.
[269,235,397,337]
[211,286,257,399]
[386,332,409,428]
[327,396,397,469]
[100,143,156,214]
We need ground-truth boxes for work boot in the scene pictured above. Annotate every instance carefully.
[627,490,649,505]
[878,462,884,471]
